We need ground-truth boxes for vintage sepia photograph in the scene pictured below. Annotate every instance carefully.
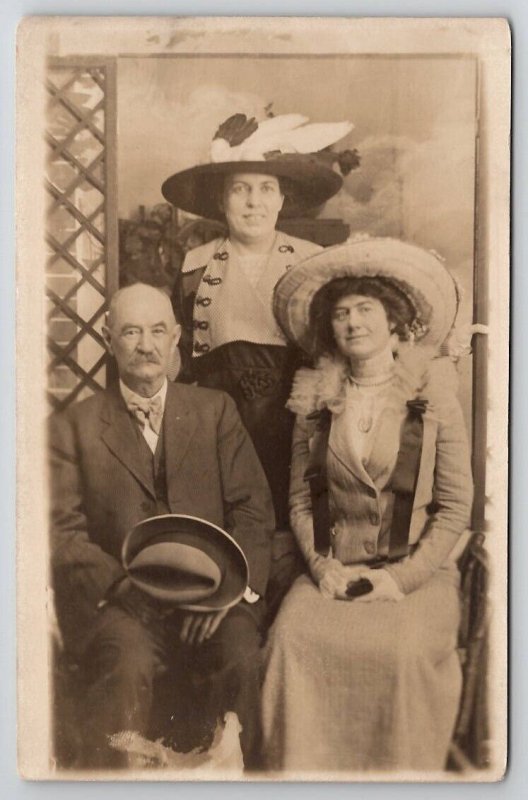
[16,16,510,781]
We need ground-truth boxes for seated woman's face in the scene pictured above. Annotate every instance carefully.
[331,293,393,362]
[221,173,284,244]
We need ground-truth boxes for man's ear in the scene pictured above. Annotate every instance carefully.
[171,324,182,352]
[102,320,114,355]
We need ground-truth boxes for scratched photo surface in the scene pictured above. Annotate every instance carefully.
[16,17,509,782]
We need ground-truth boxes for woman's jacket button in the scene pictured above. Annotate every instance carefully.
[369,512,380,527]
[363,540,376,555]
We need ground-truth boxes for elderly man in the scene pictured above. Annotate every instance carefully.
[50,282,274,768]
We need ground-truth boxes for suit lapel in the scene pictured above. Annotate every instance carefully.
[366,405,404,486]
[163,382,198,488]
[256,232,299,300]
[328,413,376,490]
[100,386,156,499]
[368,407,437,495]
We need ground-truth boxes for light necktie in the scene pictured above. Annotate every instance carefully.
[126,394,163,435]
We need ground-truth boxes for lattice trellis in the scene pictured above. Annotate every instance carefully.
[46,63,116,411]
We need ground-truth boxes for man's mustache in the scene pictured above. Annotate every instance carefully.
[131,355,160,364]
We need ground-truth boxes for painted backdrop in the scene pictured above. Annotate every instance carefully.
[116,55,477,421]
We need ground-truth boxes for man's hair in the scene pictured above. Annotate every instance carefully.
[106,282,178,329]
[308,275,416,359]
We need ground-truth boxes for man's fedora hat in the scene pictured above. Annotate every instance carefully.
[273,236,459,354]
[122,514,249,612]
[161,112,359,221]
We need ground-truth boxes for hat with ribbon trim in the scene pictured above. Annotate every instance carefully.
[161,112,359,220]
[122,514,248,611]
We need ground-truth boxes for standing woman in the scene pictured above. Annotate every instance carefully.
[161,113,357,530]
[262,237,473,773]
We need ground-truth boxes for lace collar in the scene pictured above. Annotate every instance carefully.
[287,344,448,418]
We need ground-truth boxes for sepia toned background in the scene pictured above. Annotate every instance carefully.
[45,54,477,419]
[16,16,511,781]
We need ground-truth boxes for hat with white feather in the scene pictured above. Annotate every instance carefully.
[161,112,359,220]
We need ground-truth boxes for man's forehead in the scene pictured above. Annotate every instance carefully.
[110,287,173,324]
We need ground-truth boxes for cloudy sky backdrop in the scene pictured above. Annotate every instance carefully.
[117,55,477,418]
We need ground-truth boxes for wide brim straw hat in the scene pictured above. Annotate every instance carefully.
[122,514,248,612]
[273,236,459,353]
[161,112,358,221]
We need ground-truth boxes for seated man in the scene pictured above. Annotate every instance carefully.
[49,282,274,769]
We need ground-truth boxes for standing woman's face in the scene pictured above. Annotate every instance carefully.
[221,173,284,244]
[331,293,393,362]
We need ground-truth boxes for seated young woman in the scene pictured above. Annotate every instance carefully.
[261,237,473,774]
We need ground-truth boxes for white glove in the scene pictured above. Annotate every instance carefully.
[318,559,349,599]
[353,567,405,603]
[318,561,366,600]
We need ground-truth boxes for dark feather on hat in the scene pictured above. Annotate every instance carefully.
[213,114,259,147]
[337,148,361,176]
[315,147,361,176]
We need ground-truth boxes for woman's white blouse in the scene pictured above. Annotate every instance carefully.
[342,380,391,462]
[180,233,322,356]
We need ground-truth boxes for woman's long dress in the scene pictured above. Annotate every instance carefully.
[261,360,473,774]
[261,567,462,774]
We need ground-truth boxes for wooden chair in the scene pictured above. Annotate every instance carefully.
[448,532,490,770]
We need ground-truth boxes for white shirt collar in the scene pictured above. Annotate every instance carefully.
[119,378,168,413]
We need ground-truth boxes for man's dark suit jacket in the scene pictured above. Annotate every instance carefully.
[49,381,275,650]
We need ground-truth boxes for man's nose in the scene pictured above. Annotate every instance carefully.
[137,331,154,352]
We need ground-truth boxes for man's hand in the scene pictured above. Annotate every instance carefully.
[180,608,229,646]
[107,577,168,625]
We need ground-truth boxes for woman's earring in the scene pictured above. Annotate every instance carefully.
[402,324,415,345]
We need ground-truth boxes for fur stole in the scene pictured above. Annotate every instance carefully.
[287,345,458,419]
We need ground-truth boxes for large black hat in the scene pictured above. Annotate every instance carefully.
[161,113,358,221]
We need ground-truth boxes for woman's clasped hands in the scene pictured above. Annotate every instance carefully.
[318,559,404,603]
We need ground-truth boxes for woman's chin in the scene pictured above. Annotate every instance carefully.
[340,346,372,361]
[236,223,275,242]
